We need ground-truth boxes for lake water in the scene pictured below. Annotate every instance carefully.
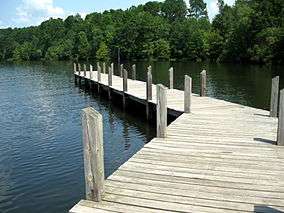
[0,61,282,213]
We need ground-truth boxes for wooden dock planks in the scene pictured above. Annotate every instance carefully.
[71,70,284,212]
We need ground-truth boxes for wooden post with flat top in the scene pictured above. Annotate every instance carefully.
[120,64,124,77]
[83,64,87,77]
[108,67,113,87]
[123,69,128,108]
[73,63,77,74]
[146,66,152,120]
[132,64,136,80]
[169,67,173,89]
[74,63,77,84]
[200,70,206,97]
[81,107,105,201]
[157,84,167,138]
[277,89,284,146]
[97,62,100,71]
[270,76,279,117]
[102,62,106,74]
[108,67,112,100]
[90,65,93,79]
[184,75,192,113]
[97,65,101,93]
[78,64,81,86]
[147,66,152,101]
[89,65,93,92]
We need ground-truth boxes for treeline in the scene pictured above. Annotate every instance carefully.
[0,0,283,64]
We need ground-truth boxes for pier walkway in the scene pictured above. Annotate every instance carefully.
[70,69,284,212]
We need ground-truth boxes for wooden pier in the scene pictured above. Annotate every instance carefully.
[70,64,284,213]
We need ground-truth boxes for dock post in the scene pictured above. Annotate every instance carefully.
[146,66,153,120]
[108,66,112,100]
[97,62,100,71]
[270,76,279,117]
[123,69,128,108]
[78,64,81,86]
[102,62,106,74]
[120,64,124,77]
[111,63,114,76]
[89,65,93,92]
[97,65,101,93]
[82,107,105,201]
[157,84,167,138]
[200,70,206,97]
[74,63,77,84]
[277,89,284,145]
[169,67,173,89]
[83,64,87,89]
[73,63,77,74]
[184,75,192,113]
[78,64,81,76]
[83,64,87,77]
[132,64,136,80]
[90,65,93,79]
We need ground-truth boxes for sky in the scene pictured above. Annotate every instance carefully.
[0,0,236,29]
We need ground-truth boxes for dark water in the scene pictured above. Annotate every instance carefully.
[0,61,282,213]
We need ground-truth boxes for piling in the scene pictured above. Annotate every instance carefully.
[156,84,167,138]
[81,107,105,202]
[169,67,173,89]
[200,70,206,97]
[184,75,192,113]
[270,76,279,117]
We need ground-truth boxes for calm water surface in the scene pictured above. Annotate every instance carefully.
[0,61,283,213]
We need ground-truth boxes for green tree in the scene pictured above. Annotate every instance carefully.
[153,39,171,59]
[161,0,187,21]
[96,42,109,61]
[13,42,33,61]
[144,1,162,16]
[188,0,208,19]
[76,31,91,60]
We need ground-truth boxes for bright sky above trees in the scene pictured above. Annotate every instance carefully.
[0,0,235,29]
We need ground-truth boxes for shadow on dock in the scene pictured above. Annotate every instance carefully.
[254,205,283,213]
[254,137,276,145]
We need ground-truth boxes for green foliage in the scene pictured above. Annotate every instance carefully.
[13,42,42,61]
[96,42,109,61]
[161,0,187,21]
[212,0,284,63]
[188,0,208,19]
[0,0,282,64]
[76,31,91,60]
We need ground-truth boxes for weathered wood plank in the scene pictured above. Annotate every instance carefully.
[146,66,152,101]
[123,69,128,92]
[270,76,279,117]
[200,70,206,97]
[184,75,192,113]
[84,64,87,77]
[102,62,106,74]
[82,107,105,202]
[169,67,173,89]
[156,84,167,138]
[132,64,136,80]
[278,89,284,145]
[120,64,123,77]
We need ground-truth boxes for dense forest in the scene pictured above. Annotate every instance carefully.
[0,0,283,64]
